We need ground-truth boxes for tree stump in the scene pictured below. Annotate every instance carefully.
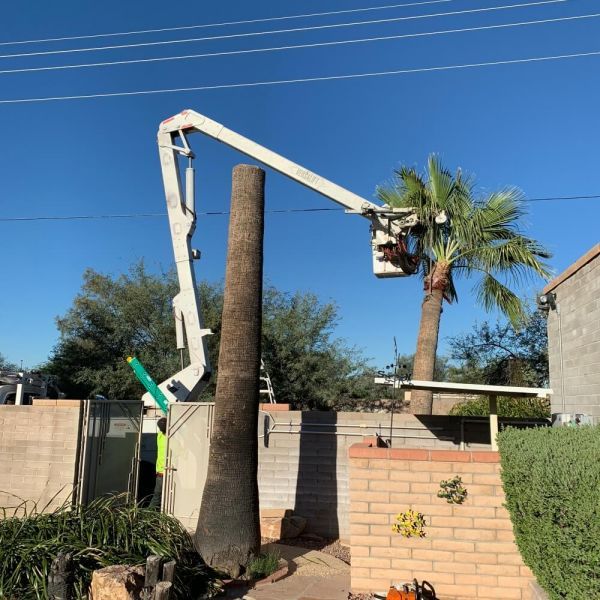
[48,552,74,600]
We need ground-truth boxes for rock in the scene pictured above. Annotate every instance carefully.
[281,515,307,539]
[89,565,145,600]
[260,511,307,540]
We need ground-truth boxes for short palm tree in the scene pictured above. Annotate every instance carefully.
[377,155,551,414]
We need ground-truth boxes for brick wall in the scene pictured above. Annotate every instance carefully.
[349,442,535,599]
[0,401,82,513]
[258,410,500,541]
[545,244,600,419]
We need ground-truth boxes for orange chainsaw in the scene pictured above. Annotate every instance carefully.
[385,579,437,600]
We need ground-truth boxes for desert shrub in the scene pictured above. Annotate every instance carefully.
[0,495,212,600]
[450,395,550,418]
[246,551,280,579]
[498,426,600,599]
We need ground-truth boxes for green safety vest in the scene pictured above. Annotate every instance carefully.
[156,431,167,474]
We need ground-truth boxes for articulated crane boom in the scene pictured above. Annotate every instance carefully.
[155,109,420,405]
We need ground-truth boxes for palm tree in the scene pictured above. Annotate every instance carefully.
[377,156,551,414]
[196,165,265,576]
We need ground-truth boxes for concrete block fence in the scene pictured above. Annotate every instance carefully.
[256,410,495,541]
[348,441,535,599]
[0,400,82,512]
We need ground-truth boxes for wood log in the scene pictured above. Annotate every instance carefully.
[162,560,176,583]
[154,581,172,600]
[48,552,73,600]
[144,555,162,588]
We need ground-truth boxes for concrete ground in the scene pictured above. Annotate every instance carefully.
[226,543,351,600]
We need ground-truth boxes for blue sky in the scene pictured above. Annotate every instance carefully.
[1,0,599,371]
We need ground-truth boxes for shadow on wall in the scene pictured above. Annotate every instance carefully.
[293,411,339,539]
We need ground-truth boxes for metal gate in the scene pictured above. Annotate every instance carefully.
[162,402,214,530]
[76,399,144,505]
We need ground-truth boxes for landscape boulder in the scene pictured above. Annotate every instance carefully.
[89,565,145,600]
[260,508,307,539]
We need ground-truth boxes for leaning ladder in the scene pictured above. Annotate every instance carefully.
[260,359,276,404]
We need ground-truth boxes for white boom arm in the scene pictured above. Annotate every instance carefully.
[155,109,420,404]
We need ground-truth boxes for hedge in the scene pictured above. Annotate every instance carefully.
[449,396,550,418]
[498,426,600,599]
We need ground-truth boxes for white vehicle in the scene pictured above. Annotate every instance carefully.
[153,109,427,408]
[0,371,62,405]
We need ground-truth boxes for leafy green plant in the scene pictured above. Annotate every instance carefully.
[0,495,213,600]
[246,551,280,580]
[450,396,550,418]
[392,510,426,538]
[498,426,600,599]
[437,476,468,504]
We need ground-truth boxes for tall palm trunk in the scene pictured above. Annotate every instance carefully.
[410,263,449,414]
[195,165,265,576]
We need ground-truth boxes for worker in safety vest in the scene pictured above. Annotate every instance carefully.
[149,417,167,509]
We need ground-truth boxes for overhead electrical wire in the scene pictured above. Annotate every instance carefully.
[2,12,597,76]
[2,194,599,223]
[0,0,568,60]
[2,48,600,105]
[0,0,456,47]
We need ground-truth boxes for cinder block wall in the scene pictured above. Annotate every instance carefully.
[0,401,82,512]
[546,245,600,419]
[348,443,535,599]
[257,410,495,542]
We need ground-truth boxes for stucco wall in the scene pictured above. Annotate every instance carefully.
[545,246,600,418]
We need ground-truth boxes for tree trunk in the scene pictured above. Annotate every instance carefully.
[410,263,449,414]
[195,165,265,576]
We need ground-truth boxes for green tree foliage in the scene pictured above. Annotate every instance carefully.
[447,309,550,417]
[44,263,374,409]
[0,353,18,371]
[262,287,376,409]
[393,353,451,381]
[449,396,550,418]
[498,426,600,599]
[447,309,549,387]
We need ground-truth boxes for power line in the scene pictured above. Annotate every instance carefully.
[526,193,600,202]
[2,195,599,223]
[2,48,600,105]
[0,1,455,47]
[0,208,342,222]
[3,11,597,76]
[0,0,567,60]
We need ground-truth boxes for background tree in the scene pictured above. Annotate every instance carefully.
[377,155,550,414]
[446,308,550,418]
[44,263,377,408]
[0,353,18,371]
[446,308,549,387]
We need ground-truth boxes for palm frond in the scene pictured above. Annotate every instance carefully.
[445,272,459,303]
[471,237,552,284]
[427,155,455,209]
[475,274,527,326]
[376,157,550,320]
